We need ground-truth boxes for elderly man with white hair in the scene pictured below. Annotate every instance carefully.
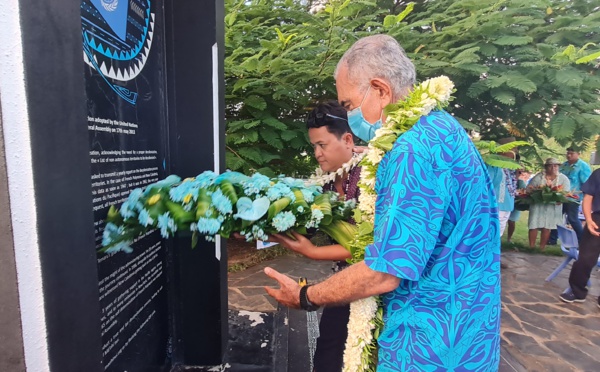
[266,35,501,371]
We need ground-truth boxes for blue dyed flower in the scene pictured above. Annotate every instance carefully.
[266,182,295,202]
[195,171,217,188]
[127,188,143,205]
[278,176,305,188]
[213,171,250,185]
[301,189,315,204]
[306,208,324,228]
[104,241,133,254]
[137,208,154,227]
[169,181,199,203]
[196,217,221,235]
[157,212,177,238]
[242,173,272,195]
[120,201,137,219]
[145,175,182,194]
[234,196,270,221]
[272,211,296,232]
[102,223,133,253]
[297,206,304,213]
[211,189,233,214]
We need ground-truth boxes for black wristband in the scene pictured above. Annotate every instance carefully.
[299,285,320,312]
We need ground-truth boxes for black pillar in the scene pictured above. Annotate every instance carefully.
[165,0,228,366]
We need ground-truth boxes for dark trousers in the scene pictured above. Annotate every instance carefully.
[569,213,600,299]
[549,203,583,243]
[313,304,350,372]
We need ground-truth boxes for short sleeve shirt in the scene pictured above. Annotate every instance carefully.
[364,110,501,371]
[561,159,592,193]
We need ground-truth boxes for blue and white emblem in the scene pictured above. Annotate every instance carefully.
[81,0,155,104]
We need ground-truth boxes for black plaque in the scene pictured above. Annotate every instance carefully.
[81,0,169,370]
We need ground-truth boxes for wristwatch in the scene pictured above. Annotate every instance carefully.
[299,285,320,312]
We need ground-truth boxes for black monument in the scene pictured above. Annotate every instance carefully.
[0,0,227,371]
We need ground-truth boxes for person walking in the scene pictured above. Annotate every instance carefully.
[559,167,600,308]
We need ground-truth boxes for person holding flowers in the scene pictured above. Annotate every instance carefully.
[526,157,570,251]
[265,35,501,371]
[278,100,362,372]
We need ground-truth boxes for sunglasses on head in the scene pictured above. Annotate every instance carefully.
[307,112,348,126]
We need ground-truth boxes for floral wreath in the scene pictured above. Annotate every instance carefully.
[339,76,455,372]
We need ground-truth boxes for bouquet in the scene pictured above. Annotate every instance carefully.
[101,171,358,253]
[514,185,579,211]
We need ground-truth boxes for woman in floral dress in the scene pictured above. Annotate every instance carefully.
[528,157,570,250]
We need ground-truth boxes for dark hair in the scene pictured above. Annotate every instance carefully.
[566,147,577,153]
[306,100,351,139]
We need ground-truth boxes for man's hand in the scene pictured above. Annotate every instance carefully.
[270,231,313,255]
[587,219,600,237]
[264,267,302,309]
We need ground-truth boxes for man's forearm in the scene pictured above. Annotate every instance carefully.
[307,261,400,306]
[583,194,594,223]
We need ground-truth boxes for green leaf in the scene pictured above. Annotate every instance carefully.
[493,141,530,153]
[554,68,584,88]
[521,100,546,114]
[493,36,533,46]
[455,117,480,131]
[550,113,576,139]
[576,50,600,64]
[504,73,537,93]
[419,59,451,67]
[244,95,267,110]
[238,147,265,165]
[491,89,516,105]
[482,154,522,169]
[467,81,489,98]
[262,116,288,130]
[484,76,507,88]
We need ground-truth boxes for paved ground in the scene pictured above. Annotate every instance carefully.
[228,252,600,371]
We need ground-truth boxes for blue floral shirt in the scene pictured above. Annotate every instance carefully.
[364,110,501,371]
[560,159,592,194]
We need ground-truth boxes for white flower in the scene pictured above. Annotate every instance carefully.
[366,146,385,166]
[343,297,379,372]
[426,75,454,102]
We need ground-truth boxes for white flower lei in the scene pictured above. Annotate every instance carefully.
[307,152,366,186]
[343,76,455,372]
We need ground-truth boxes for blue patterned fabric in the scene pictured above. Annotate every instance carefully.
[487,166,515,212]
[364,110,501,371]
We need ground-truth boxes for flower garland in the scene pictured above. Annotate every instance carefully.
[307,152,366,186]
[342,76,455,372]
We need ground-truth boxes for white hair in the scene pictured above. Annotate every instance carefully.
[334,35,416,99]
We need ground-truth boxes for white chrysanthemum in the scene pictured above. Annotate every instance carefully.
[343,297,379,372]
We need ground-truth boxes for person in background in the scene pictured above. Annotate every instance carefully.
[527,158,570,250]
[507,169,527,244]
[487,151,517,268]
[548,148,591,244]
[559,167,600,308]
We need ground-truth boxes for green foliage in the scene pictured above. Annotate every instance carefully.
[386,0,600,156]
[225,0,390,176]
[225,0,600,175]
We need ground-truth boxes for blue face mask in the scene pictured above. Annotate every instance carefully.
[347,87,383,142]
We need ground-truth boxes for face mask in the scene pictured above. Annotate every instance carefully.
[347,87,383,142]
